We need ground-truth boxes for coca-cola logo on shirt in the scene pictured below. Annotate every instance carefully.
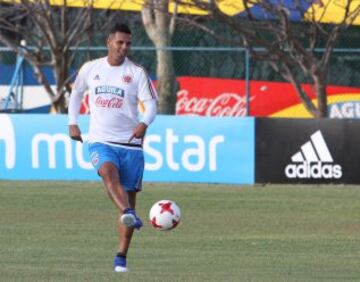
[176,90,253,117]
[95,96,123,108]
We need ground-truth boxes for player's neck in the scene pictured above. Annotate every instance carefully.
[107,56,126,66]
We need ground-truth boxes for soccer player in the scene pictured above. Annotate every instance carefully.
[68,23,158,272]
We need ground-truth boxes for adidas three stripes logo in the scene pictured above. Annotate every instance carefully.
[285,130,342,179]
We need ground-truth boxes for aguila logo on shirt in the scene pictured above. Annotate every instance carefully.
[123,75,132,84]
[95,85,125,97]
[284,130,342,179]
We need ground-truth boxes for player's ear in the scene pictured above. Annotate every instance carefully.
[106,34,112,47]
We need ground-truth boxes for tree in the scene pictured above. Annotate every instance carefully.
[141,0,178,114]
[179,0,360,117]
[0,0,99,113]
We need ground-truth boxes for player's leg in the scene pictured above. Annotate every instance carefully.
[89,143,130,212]
[113,191,137,273]
[116,145,144,229]
[98,161,141,229]
[98,162,130,212]
[117,191,136,254]
[113,147,144,272]
[89,143,139,228]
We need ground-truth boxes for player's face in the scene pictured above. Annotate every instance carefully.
[107,32,131,65]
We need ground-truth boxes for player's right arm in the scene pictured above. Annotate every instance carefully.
[68,62,90,143]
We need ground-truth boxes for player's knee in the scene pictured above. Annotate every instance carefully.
[99,163,117,179]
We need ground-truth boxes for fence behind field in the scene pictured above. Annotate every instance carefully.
[1,46,360,116]
[1,46,360,85]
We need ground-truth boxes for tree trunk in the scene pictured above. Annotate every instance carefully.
[52,52,69,113]
[156,46,177,114]
[52,95,67,113]
[313,74,328,118]
[141,0,177,115]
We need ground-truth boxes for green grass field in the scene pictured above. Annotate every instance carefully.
[0,181,359,282]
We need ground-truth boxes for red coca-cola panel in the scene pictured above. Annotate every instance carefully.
[176,76,360,117]
[176,77,249,117]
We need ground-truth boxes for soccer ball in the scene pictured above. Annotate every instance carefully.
[149,200,181,231]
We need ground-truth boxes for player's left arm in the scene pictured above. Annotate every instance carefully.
[128,69,158,143]
[128,99,157,142]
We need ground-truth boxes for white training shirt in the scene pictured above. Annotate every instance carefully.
[68,57,158,145]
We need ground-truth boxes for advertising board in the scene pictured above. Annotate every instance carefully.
[0,114,255,184]
[255,118,360,184]
[175,77,360,118]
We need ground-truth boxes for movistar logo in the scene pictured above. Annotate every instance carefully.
[0,114,16,169]
[285,130,342,179]
[95,85,124,97]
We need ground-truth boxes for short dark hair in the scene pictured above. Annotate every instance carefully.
[108,23,131,36]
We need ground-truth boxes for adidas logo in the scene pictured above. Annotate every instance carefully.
[93,74,100,80]
[285,130,342,179]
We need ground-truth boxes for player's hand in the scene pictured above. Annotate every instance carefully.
[128,122,148,143]
[69,124,83,143]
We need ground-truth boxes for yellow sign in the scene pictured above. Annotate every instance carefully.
[3,0,360,25]
[305,0,360,25]
[271,94,360,118]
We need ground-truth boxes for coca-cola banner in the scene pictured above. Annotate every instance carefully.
[255,118,360,184]
[176,77,360,118]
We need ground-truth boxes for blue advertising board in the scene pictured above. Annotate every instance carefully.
[0,114,254,184]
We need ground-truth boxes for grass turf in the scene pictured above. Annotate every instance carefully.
[0,181,359,281]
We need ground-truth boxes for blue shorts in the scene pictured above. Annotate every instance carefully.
[88,142,144,192]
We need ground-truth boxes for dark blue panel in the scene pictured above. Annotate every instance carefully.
[0,62,77,85]
[237,0,315,22]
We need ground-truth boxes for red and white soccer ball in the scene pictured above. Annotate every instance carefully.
[149,200,181,231]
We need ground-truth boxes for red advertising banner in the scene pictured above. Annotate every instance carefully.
[175,77,360,118]
[80,76,360,118]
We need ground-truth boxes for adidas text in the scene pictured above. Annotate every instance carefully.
[285,162,342,179]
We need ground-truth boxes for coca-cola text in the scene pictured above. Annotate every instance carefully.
[176,90,252,117]
[95,96,123,108]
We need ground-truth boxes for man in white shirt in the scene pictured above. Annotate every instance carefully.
[68,23,157,273]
